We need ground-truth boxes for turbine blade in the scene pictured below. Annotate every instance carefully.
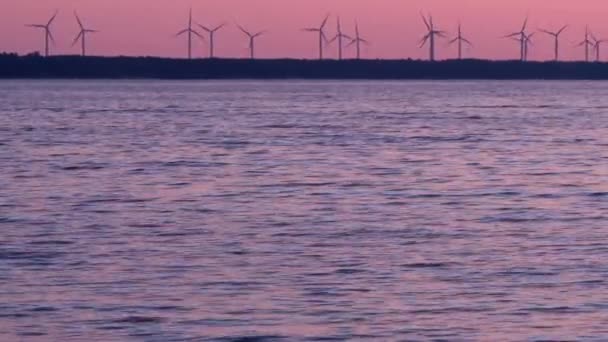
[321,31,329,43]
[175,28,188,36]
[320,14,330,30]
[213,23,226,32]
[462,37,473,46]
[557,25,568,35]
[436,30,447,37]
[48,30,56,45]
[346,39,356,48]
[302,28,319,32]
[419,34,430,47]
[420,12,430,30]
[360,38,370,45]
[254,31,265,38]
[26,24,45,28]
[48,10,58,26]
[342,34,353,40]
[71,32,83,47]
[504,32,520,38]
[74,11,83,29]
[198,24,211,32]
[522,17,528,31]
[448,37,458,44]
[238,25,250,36]
[193,30,206,40]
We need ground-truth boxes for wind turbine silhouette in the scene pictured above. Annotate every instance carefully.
[523,32,534,61]
[175,8,203,59]
[347,21,369,60]
[539,25,568,61]
[591,33,605,62]
[420,13,445,61]
[448,23,472,60]
[328,17,352,60]
[303,14,330,60]
[197,23,225,58]
[577,26,594,62]
[505,17,530,61]
[72,12,97,56]
[238,25,265,59]
[26,10,58,57]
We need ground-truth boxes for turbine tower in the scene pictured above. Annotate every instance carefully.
[347,21,369,60]
[198,23,225,58]
[420,13,445,61]
[577,26,594,62]
[523,32,534,61]
[505,17,530,61]
[328,17,352,60]
[539,25,568,61]
[448,23,472,60]
[238,25,265,59]
[303,14,330,60]
[175,8,203,59]
[72,12,97,56]
[26,10,58,57]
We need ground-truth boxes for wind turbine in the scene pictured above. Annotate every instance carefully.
[448,23,472,60]
[175,8,204,59]
[539,25,568,61]
[238,25,265,59]
[420,13,446,61]
[303,14,330,60]
[328,17,352,60]
[523,32,534,61]
[72,12,97,56]
[198,23,225,58]
[577,26,594,62]
[26,10,58,57]
[505,17,530,61]
[591,33,605,62]
[347,21,369,60]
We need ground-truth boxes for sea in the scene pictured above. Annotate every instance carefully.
[1,80,607,341]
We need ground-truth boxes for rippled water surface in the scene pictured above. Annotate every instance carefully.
[1,80,608,341]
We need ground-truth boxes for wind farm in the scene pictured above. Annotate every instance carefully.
[7,8,608,79]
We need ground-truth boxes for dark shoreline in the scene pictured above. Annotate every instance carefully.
[2,54,608,80]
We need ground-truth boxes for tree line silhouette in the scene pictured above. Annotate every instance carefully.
[2,53,608,79]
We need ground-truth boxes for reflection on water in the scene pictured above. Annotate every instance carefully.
[1,80,608,341]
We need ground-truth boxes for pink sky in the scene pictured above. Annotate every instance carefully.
[2,0,608,60]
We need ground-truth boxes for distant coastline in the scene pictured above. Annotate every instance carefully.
[2,53,608,80]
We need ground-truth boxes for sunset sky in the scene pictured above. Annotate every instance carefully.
[2,0,608,61]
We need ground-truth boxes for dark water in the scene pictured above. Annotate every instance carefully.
[1,80,608,341]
